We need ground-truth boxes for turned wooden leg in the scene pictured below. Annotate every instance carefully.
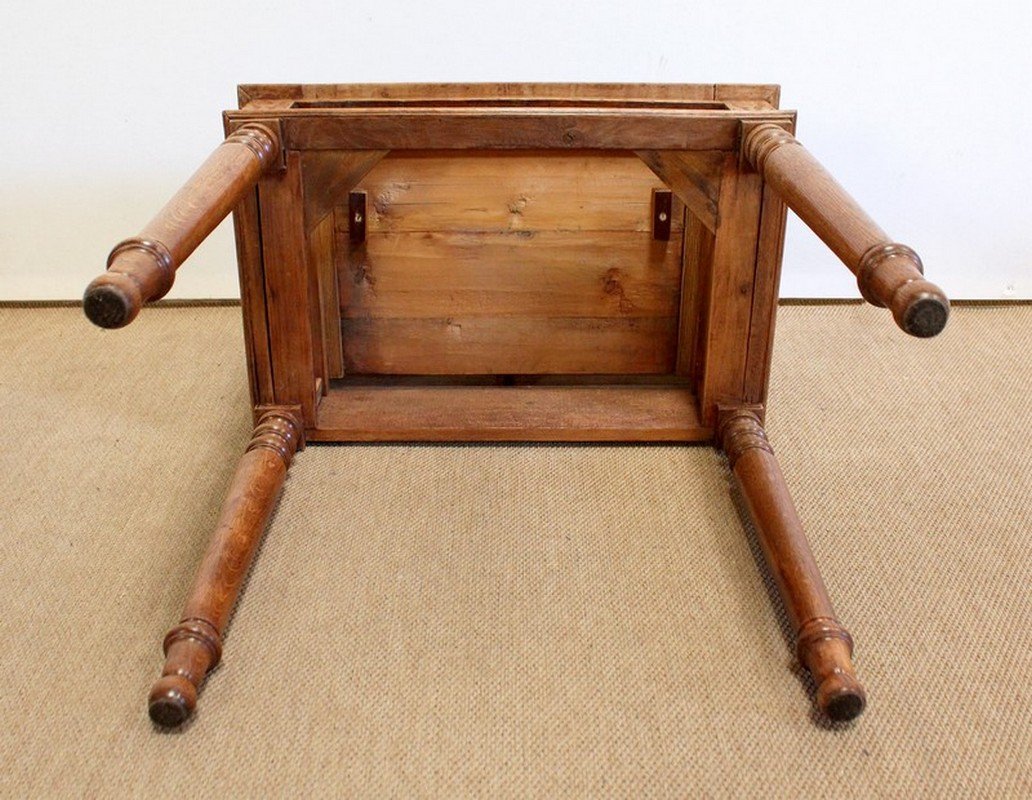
[719,408,867,722]
[83,123,280,329]
[148,408,302,727]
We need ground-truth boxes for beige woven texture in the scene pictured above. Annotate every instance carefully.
[0,305,1028,797]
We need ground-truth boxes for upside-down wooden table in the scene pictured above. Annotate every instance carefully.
[84,84,949,728]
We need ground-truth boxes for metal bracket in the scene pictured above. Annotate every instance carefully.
[349,190,366,244]
[652,189,672,240]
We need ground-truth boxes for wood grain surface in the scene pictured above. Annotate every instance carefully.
[339,151,685,375]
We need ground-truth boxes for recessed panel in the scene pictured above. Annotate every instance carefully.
[337,151,686,375]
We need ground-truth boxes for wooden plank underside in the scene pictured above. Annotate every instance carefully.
[311,385,710,442]
[341,316,678,375]
[350,151,686,234]
[341,152,685,375]
[341,232,682,318]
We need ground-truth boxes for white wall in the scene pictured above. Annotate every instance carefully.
[2,0,1029,300]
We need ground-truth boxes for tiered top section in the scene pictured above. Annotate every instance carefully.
[235,83,783,110]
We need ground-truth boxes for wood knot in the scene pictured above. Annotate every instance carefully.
[602,268,635,313]
[353,262,376,289]
[507,195,529,215]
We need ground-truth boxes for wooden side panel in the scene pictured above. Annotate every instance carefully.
[231,187,273,406]
[675,210,715,377]
[743,185,788,404]
[313,385,709,442]
[258,152,320,423]
[279,114,741,152]
[698,153,764,424]
[308,210,343,379]
[340,152,685,375]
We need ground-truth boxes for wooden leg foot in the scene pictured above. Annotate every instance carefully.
[798,618,866,721]
[720,408,867,723]
[147,409,301,727]
[148,675,197,727]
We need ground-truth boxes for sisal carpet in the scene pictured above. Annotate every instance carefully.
[0,304,1028,797]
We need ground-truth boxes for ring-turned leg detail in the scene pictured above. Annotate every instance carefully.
[719,408,866,722]
[148,408,302,727]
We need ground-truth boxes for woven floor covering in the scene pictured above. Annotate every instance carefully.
[0,304,1028,797]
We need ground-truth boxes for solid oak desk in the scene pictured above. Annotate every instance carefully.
[84,83,949,728]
